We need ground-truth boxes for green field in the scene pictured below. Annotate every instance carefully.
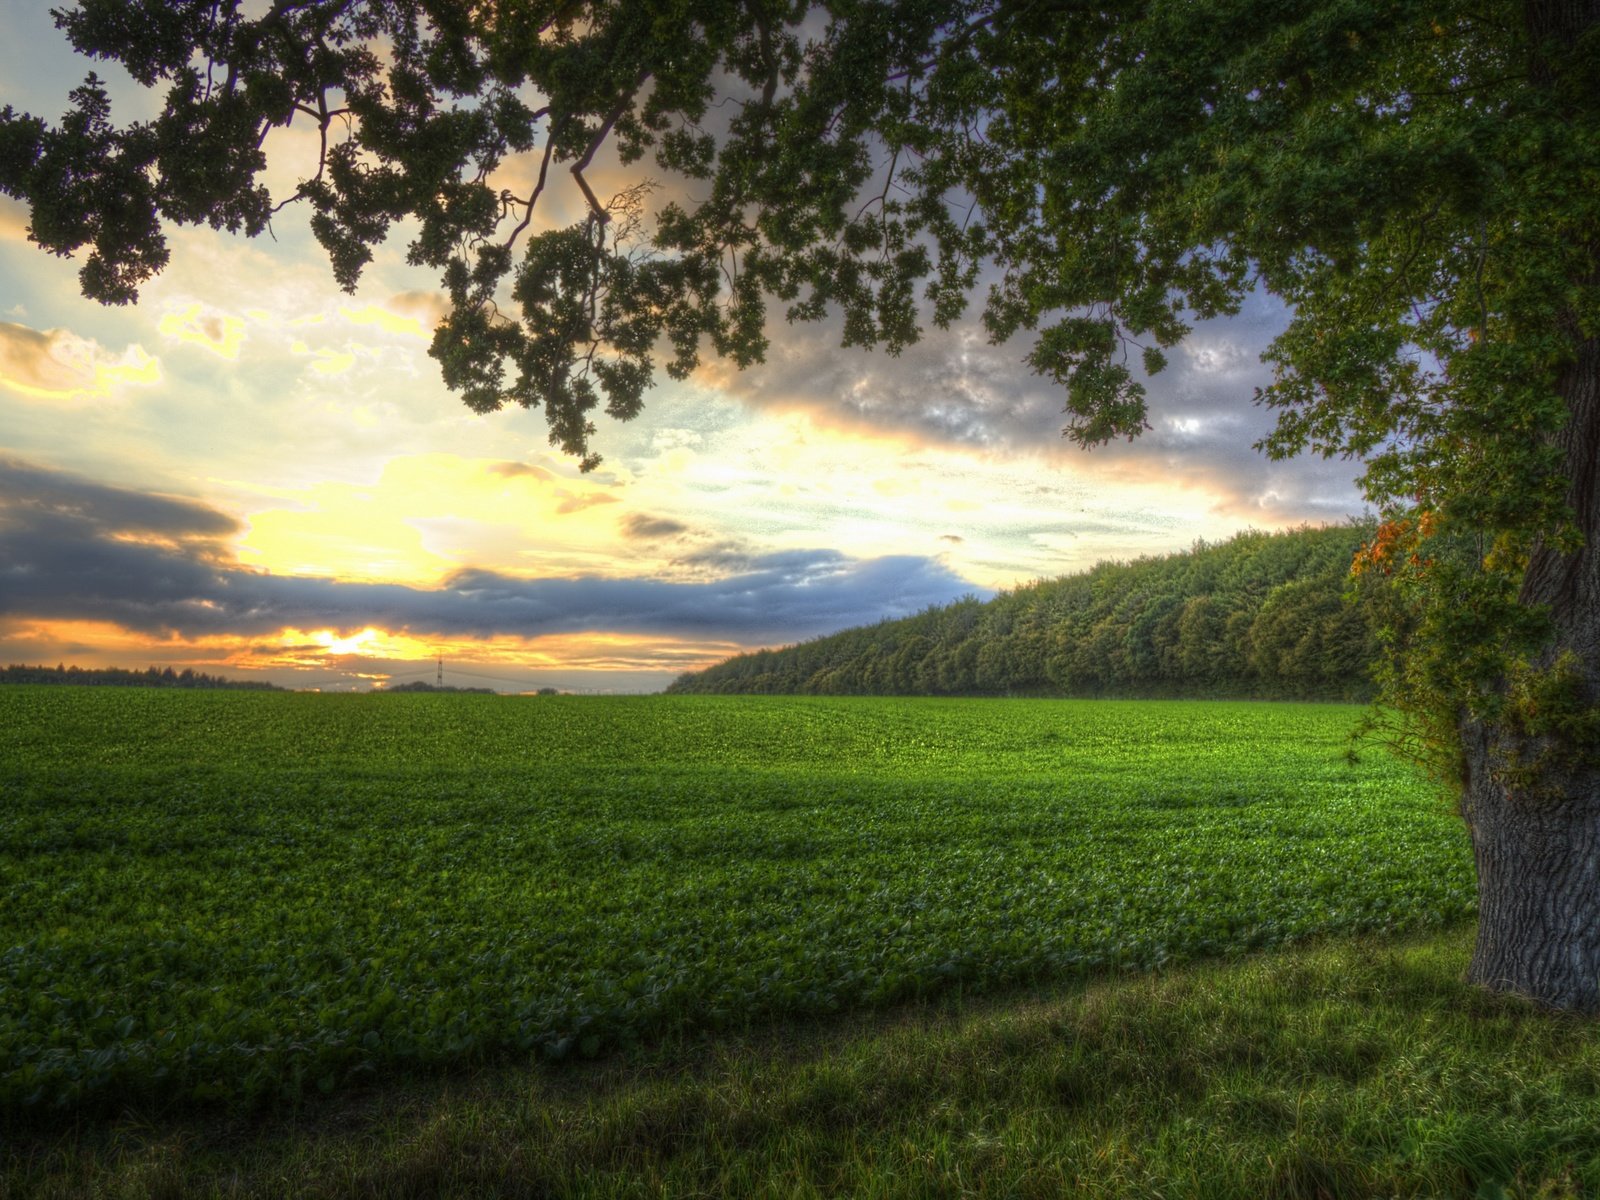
[0,688,1474,1116]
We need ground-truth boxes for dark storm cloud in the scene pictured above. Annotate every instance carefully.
[438,552,981,642]
[0,460,983,644]
[0,456,239,541]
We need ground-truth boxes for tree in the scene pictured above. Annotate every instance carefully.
[2,0,1598,1007]
[669,525,1377,697]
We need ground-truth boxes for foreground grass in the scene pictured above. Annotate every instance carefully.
[8,925,1597,1198]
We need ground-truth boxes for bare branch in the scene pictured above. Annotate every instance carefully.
[503,120,564,252]
[856,142,902,223]
[571,73,652,226]
[270,92,350,214]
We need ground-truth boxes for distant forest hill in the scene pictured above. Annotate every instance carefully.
[669,524,1379,701]
[1,664,281,691]
[382,680,497,695]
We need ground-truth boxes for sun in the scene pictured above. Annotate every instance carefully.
[316,628,379,656]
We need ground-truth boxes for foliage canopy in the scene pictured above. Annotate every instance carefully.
[3,2,1589,493]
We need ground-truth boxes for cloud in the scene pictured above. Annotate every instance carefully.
[620,513,689,539]
[0,459,984,646]
[0,322,161,401]
[700,292,1364,524]
[383,290,451,331]
[554,489,620,516]
[710,321,1064,453]
[487,461,557,484]
[340,302,431,339]
[289,339,359,375]
[0,456,238,543]
[0,324,86,394]
[157,303,247,358]
[672,541,764,575]
[436,552,984,642]
[233,454,641,585]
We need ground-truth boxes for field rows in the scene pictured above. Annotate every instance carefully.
[0,690,1475,1113]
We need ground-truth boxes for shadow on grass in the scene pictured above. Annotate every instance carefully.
[7,924,1600,1199]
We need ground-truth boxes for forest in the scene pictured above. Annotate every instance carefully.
[0,664,279,690]
[670,525,1377,700]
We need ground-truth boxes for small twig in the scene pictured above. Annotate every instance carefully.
[855,142,902,222]
[1473,217,1490,338]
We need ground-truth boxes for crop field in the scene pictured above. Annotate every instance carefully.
[0,688,1474,1116]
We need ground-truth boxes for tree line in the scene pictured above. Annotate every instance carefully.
[670,525,1377,701]
[382,681,497,695]
[1,664,280,691]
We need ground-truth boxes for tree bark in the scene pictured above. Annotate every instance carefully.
[1463,727,1600,1009]
[1463,332,1600,1008]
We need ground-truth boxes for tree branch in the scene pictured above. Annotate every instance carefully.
[503,119,564,251]
[571,73,652,226]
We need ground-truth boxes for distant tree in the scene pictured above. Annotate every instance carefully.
[1,663,278,689]
[384,680,495,694]
[4,1,1599,1009]
[1176,596,1228,686]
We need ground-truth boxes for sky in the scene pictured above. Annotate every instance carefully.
[0,4,1369,693]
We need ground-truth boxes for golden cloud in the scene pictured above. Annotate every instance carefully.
[259,627,743,674]
[0,322,161,401]
[0,618,264,664]
[289,339,359,375]
[387,291,450,330]
[554,489,622,515]
[234,454,638,585]
[487,460,556,482]
[340,302,431,339]
[158,303,248,359]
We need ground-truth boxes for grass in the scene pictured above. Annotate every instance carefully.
[7,925,1599,1198]
[0,690,1475,1113]
[0,689,1591,1195]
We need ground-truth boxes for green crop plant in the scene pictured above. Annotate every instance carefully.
[0,688,1472,1115]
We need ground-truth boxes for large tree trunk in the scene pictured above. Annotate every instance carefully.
[1462,332,1600,1008]
[1462,729,1600,1009]
[1456,0,1600,1012]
